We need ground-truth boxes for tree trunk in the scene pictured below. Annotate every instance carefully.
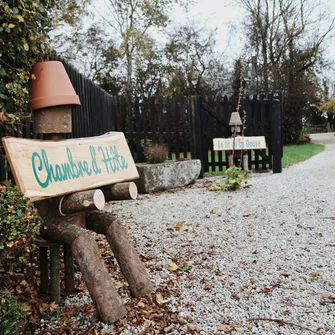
[86,211,154,297]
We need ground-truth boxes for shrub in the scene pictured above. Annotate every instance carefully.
[0,1,53,137]
[0,184,41,273]
[0,290,27,335]
[142,139,169,164]
[216,166,249,191]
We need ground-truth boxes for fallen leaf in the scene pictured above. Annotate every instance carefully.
[49,301,59,312]
[164,324,174,333]
[167,262,179,271]
[39,303,50,313]
[175,222,183,230]
[156,293,166,305]
[220,274,229,282]
[231,293,240,301]
[211,208,217,214]
[218,324,233,332]
[209,184,221,191]
[252,250,259,254]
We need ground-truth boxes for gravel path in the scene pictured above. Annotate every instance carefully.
[104,133,335,335]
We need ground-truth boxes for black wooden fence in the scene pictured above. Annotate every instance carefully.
[0,58,283,182]
[113,94,283,175]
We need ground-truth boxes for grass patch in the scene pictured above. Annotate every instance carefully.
[282,142,325,168]
[171,142,324,177]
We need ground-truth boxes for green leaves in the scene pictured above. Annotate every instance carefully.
[209,166,249,192]
[0,185,41,261]
[0,290,27,335]
[0,0,53,133]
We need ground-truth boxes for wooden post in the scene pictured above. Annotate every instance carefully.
[49,244,60,303]
[242,152,249,171]
[228,151,234,167]
[39,246,48,294]
[64,245,75,294]
[190,96,204,178]
[271,91,283,173]
[86,211,154,297]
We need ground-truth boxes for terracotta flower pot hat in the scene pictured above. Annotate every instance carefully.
[30,61,80,110]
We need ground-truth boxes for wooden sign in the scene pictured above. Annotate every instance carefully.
[213,136,266,151]
[2,132,139,202]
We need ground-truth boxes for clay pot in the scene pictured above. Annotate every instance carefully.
[30,61,80,111]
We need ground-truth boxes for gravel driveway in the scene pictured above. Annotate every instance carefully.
[102,133,335,335]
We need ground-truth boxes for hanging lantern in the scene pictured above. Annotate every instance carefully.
[229,111,242,134]
[30,61,80,134]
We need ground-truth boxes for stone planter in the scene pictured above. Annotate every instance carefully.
[135,159,202,193]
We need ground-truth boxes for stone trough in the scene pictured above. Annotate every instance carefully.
[135,159,202,193]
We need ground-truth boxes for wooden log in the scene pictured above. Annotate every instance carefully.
[71,231,127,323]
[41,215,88,245]
[58,189,105,215]
[86,211,154,297]
[49,244,60,303]
[102,182,138,201]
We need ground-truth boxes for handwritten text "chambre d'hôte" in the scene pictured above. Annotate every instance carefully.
[32,145,129,188]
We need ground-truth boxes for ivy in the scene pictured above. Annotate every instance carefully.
[0,184,41,272]
[0,0,53,137]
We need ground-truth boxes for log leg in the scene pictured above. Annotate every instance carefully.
[39,247,49,295]
[86,211,154,297]
[71,231,127,323]
[49,244,60,303]
[64,245,75,294]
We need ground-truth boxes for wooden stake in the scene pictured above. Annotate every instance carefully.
[49,244,60,303]
[64,245,75,294]
[39,246,48,294]
[86,211,154,297]
[102,182,138,201]
[228,152,234,167]
[242,153,249,171]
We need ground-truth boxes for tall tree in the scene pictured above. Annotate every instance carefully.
[240,0,335,142]
[94,0,190,97]
[164,22,226,96]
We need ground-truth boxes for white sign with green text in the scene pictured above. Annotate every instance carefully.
[2,132,139,202]
[213,136,266,151]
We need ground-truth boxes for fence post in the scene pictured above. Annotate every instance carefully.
[190,96,204,178]
[271,91,283,173]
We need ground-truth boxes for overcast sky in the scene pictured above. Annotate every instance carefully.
[171,0,335,61]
